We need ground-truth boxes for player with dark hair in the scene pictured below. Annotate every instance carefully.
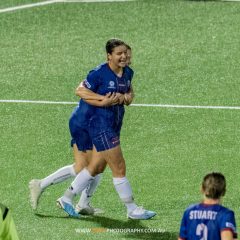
[57,38,156,220]
[29,40,134,215]
[179,172,237,240]
[29,43,133,214]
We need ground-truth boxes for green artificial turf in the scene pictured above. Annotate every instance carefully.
[1,0,240,239]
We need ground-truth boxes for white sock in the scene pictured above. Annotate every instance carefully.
[63,168,94,202]
[77,173,102,208]
[113,177,137,213]
[40,164,76,190]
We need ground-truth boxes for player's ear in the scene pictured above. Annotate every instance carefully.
[107,53,112,61]
[200,186,204,194]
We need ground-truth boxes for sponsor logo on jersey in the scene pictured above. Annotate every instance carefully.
[108,81,116,89]
[226,222,235,231]
[84,80,91,89]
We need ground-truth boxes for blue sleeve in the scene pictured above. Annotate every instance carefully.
[131,68,134,79]
[83,69,100,92]
[220,210,237,238]
[179,211,188,239]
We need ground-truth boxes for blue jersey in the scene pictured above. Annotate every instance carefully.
[78,62,133,133]
[179,203,237,240]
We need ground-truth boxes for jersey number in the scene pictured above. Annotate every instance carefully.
[196,223,208,240]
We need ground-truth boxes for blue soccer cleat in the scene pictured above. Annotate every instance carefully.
[57,197,80,218]
[127,206,156,220]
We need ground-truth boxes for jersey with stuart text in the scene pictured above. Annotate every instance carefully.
[179,203,237,240]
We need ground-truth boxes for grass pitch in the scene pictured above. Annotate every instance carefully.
[1,0,240,239]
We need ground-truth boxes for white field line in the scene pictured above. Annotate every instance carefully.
[131,103,240,110]
[0,0,134,13]
[221,0,240,2]
[0,0,58,13]
[0,99,77,105]
[57,0,134,2]
[1,99,240,110]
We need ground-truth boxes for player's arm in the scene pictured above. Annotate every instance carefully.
[85,93,119,107]
[178,211,188,240]
[76,81,122,107]
[123,85,134,106]
[75,81,104,101]
[221,230,235,240]
[111,86,134,106]
[221,211,238,240]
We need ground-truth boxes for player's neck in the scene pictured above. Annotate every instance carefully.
[108,62,123,77]
[203,197,221,205]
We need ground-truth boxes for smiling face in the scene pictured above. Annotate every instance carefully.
[108,44,127,69]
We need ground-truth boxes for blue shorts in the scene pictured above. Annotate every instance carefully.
[69,113,92,152]
[91,130,120,152]
[88,116,122,152]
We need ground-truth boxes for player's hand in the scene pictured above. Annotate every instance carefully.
[110,92,120,105]
[123,92,134,105]
[101,92,118,106]
[101,92,113,106]
[115,93,125,105]
[100,92,125,106]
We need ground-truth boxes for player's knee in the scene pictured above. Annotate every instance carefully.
[118,161,126,174]
[73,161,87,173]
[87,162,106,176]
[116,169,126,177]
[86,166,98,176]
[112,163,126,177]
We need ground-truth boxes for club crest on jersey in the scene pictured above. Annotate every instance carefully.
[108,81,116,89]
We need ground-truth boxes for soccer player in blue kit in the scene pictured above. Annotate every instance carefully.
[57,38,156,220]
[29,45,133,215]
[178,172,237,240]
